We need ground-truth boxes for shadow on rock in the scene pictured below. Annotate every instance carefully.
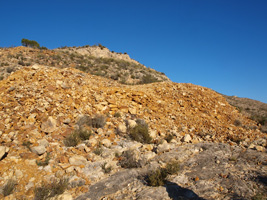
[165,181,206,200]
[230,193,247,200]
[256,175,267,186]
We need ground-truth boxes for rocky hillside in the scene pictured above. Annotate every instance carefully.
[0,46,169,85]
[0,64,266,199]
[224,95,267,133]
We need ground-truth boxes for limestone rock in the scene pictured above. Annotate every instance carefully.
[127,120,137,128]
[149,130,157,139]
[0,146,9,160]
[255,145,265,152]
[129,107,137,115]
[69,155,87,165]
[31,145,46,155]
[41,116,57,133]
[102,139,112,148]
[117,123,127,133]
[38,139,49,147]
[157,141,172,153]
[48,193,73,200]
[87,138,98,147]
[32,64,40,70]
[182,134,192,143]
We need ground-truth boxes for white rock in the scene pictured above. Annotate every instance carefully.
[129,107,137,115]
[118,123,127,133]
[41,116,57,133]
[97,128,103,134]
[182,134,192,143]
[38,139,49,147]
[31,145,46,155]
[102,139,112,148]
[149,130,157,139]
[66,166,75,173]
[0,146,9,160]
[69,155,87,166]
[127,120,137,128]
[43,165,52,172]
[256,145,265,152]
[25,181,35,191]
[15,170,23,179]
[25,159,37,166]
[248,144,255,149]
[48,193,73,200]
[143,152,156,161]
[32,64,40,70]
[157,141,171,153]
[87,138,98,147]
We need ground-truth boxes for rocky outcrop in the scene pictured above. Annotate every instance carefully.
[76,143,267,200]
[56,45,140,65]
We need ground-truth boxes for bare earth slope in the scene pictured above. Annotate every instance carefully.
[0,65,266,199]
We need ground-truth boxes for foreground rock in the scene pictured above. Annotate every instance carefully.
[76,143,267,200]
[0,146,9,160]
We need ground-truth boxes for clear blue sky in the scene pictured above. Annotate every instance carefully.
[1,0,267,103]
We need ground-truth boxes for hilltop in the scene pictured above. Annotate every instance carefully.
[0,45,169,85]
[0,45,266,200]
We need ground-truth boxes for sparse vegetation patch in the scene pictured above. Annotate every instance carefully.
[64,128,91,147]
[129,119,152,144]
[34,178,68,200]
[145,161,180,187]
[3,179,17,197]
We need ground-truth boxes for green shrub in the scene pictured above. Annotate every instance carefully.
[77,114,106,128]
[252,193,266,200]
[6,66,15,73]
[164,134,174,143]
[139,74,159,84]
[39,46,48,50]
[234,119,242,126]
[18,60,26,66]
[22,141,32,151]
[34,178,68,200]
[64,128,91,147]
[119,150,141,168]
[21,38,40,48]
[114,112,121,118]
[36,153,51,166]
[101,162,112,173]
[146,161,180,187]
[3,179,16,196]
[64,131,80,147]
[164,161,180,175]
[98,44,106,49]
[129,120,152,144]
[146,168,167,187]
[77,128,91,141]
[93,143,103,156]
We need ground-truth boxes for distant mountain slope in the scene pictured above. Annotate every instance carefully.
[224,95,267,133]
[0,45,169,84]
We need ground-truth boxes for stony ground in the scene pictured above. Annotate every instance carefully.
[0,64,266,200]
